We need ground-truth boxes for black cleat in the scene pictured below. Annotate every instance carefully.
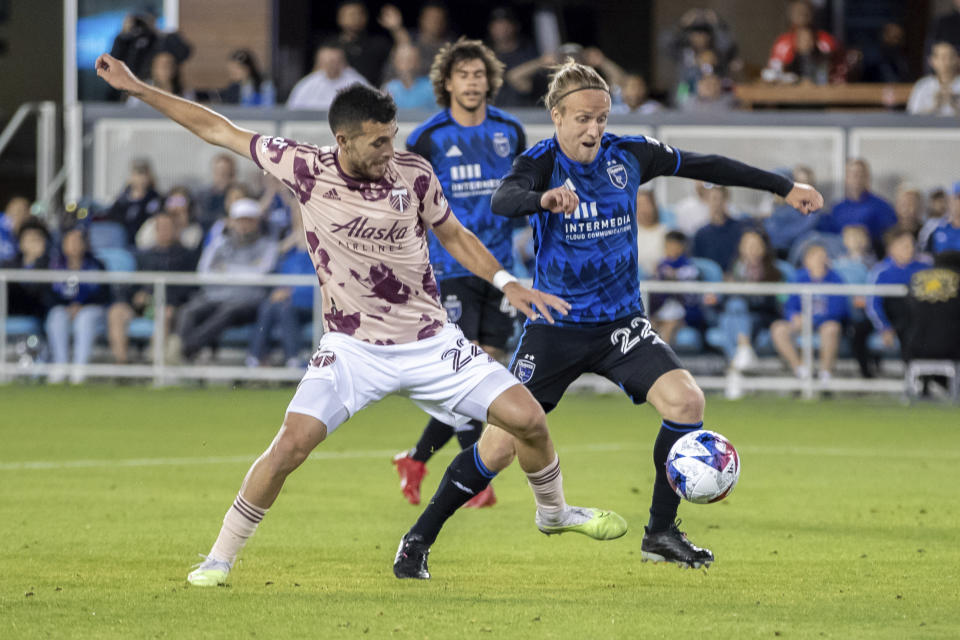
[393,533,431,579]
[641,520,714,569]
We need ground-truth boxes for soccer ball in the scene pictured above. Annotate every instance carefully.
[665,430,740,504]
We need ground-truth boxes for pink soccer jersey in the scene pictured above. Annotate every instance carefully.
[250,134,452,345]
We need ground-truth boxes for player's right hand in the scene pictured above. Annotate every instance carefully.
[95,53,139,93]
[540,186,579,215]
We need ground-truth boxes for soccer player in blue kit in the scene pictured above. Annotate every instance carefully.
[395,60,824,575]
[392,38,527,509]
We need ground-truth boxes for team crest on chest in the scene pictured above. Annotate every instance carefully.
[389,188,410,212]
[606,161,627,189]
[492,131,511,158]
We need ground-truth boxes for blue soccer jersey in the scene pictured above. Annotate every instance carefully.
[491,133,793,326]
[407,106,525,280]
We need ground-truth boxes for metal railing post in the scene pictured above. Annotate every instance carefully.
[0,104,34,157]
[801,291,815,399]
[35,101,58,207]
[152,278,167,387]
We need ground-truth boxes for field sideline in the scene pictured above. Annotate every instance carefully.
[1,385,958,639]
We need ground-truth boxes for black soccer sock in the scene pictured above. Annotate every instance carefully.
[454,419,483,449]
[410,418,456,463]
[647,419,703,533]
[408,444,496,545]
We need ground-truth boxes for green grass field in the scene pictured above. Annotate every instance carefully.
[1,385,958,639]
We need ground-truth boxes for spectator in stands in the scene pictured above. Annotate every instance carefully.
[635,189,668,276]
[667,9,741,107]
[817,158,896,256]
[378,3,451,79]
[196,154,236,232]
[332,0,392,87]
[765,0,842,83]
[0,195,31,262]
[784,26,833,84]
[918,187,950,252]
[245,213,314,368]
[128,50,194,105]
[907,42,960,116]
[487,6,538,107]
[929,182,960,254]
[770,243,848,384]
[765,165,820,260]
[862,23,911,83]
[45,226,111,384]
[679,68,737,113]
[611,73,663,115]
[692,184,743,271]
[103,158,163,246]
[649,231,704,345]
[672,181,710,237]
[287,41,368,110]
[136,186,204,252]
[866,228,930,353]
[108,212,199,365]
[892,185,924,239]
[168,198,278,363]
[1,217,53,322]
[505,44,625,110]
[837,224,876,272]
[108,9,191,94]
[382,44,434,110]
[258,174,295,241]
[216,49,273,106]
[927,0,960,58]
[203,183,254,248]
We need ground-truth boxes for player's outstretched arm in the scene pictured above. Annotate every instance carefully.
[432,214,570,323]
[784,182,824,214]
[95,53,254,157]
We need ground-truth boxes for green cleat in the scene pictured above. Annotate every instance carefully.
[187,555,231,587]
[536,506,628,540]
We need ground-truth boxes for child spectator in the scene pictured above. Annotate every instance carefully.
[611,73,663,115]
[2,217,53,322]
[635,189,668,276]
[0,196,31,262]
[650,231,704,345]
[866,228,930,353]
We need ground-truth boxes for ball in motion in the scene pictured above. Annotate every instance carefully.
[665,430,740,504]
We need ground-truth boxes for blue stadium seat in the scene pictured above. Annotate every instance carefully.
[776,259,796,282]
[128,317,154,340]
[88,222,128,251]
[672,327,704,354]
[832,258,869,285]
[788,231,845,265]
[5,315,41,337]
[691,256,724,282]
[94,247,136,272]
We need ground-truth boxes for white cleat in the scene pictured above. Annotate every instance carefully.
[187,555,231,587]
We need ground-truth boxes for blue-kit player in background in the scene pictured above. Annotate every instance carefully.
[398,59,824,571]
[391,38,526,510]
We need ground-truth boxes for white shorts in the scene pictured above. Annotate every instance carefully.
[286,324,519,434]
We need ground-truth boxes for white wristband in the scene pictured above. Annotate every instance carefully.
[492,269,518,291]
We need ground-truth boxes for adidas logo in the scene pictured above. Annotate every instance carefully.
[322,188,341,200]
[445,145,463,158]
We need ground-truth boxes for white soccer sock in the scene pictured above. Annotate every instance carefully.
[208,493,268,565]
[526,455,567,517]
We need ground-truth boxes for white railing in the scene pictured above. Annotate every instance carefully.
[0,269,909,397]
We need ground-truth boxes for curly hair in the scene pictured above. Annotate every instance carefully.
[429,37,504,108]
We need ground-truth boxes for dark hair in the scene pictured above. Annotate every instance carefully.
[229,49,263,89]
[150,50,184,97]
[884,225,916,248]
[16,217,50,244]
[328,83,397,136]
[665,230,688,244]
[739,226,782,282]
[430,37,505,108]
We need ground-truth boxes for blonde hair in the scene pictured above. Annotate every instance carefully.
[544,58,610,112]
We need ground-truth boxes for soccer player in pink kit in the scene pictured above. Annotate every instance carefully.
[95,53,626,585]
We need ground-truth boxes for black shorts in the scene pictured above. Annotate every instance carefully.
[438,275,518,351]
[509,312,683,413]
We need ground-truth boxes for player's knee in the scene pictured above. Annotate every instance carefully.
[270,416,325,473]
[509,402,548,443]
[661,382,705,423]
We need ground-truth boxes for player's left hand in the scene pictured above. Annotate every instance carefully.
[502,282,570,324]
[785,182,824,214]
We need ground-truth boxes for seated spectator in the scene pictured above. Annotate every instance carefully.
[258,174,295,240]
[45,226,111,384]
[672,181,710,236]
[902,250,960,362]
[667,9,741,106]
[784,26,833,84]
[378,2,451,79]
[918,187,949,253]
[136,186,204,252]
[928,183,960,254]
[505,43,625,108]
[287,41,368,110]
[108,9,191,94]
[764,165,820,259]
[246,214,314,368]
[0,195,32,262]
[836,224,876,272]
[866,228,930,353]
[214,49,273,106]
[635,189,668,276]
[611,73,663,115]
[649,231,704,345]
[817,158,896,257]
[716,229,783,373]
[382,44,434,110]
[679,68,736,112]
[765,0,842,83]
[127,50,194,105]
[168,198,278,363]
[1,217,53,322]
[333,0,393,87]
[892,185,924,239]
[196,154,237,232]
[102,158,163,246]
[203,182,254,248]
[692,184,743,271]
[770,243,848,383]
[108,212,200,365]
[487,6,538,107]
[907,42,960,116]
[927,0,960,58]
[862,23,911,83]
